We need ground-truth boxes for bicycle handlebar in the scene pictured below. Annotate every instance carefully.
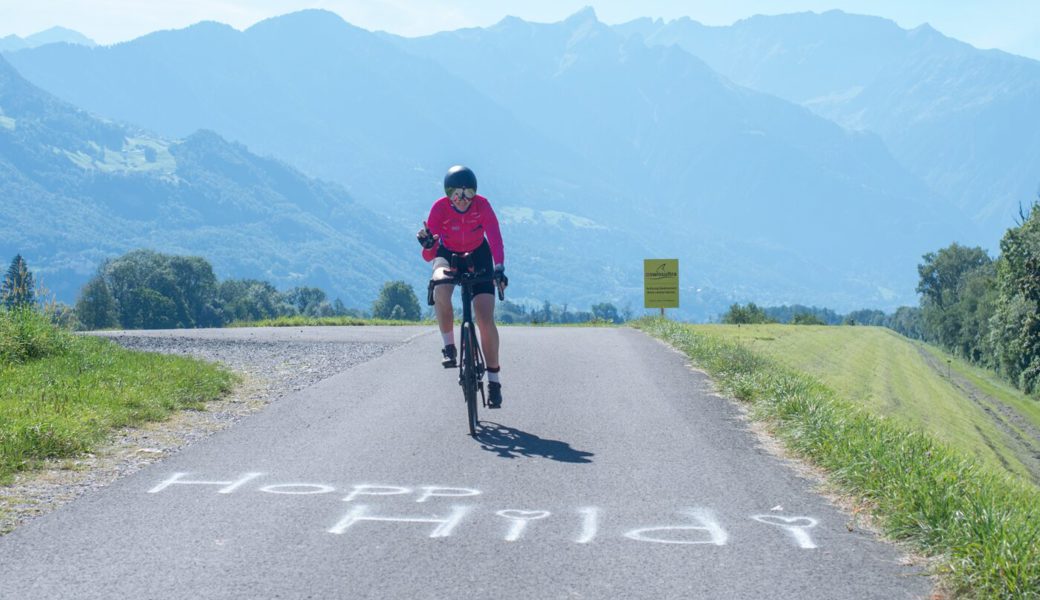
[427,270,505,305]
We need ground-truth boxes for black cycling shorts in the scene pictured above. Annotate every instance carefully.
[436,239,495,296]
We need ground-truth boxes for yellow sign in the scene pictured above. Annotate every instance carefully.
[644,259,679,308]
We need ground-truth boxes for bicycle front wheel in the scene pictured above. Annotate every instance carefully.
[461,323,479,435]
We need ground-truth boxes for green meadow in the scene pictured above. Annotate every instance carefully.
[688,324,1040,485]
[0,308,235,485]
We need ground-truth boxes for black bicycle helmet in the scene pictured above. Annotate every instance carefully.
[444,165,477,196]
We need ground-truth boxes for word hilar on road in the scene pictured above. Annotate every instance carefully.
[149,472,820,548]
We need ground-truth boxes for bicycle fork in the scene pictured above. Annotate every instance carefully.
[459,288,488,407]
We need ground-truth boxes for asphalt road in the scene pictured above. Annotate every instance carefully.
[0,326,931,599]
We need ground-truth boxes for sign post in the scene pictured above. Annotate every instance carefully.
[644,259,679,317]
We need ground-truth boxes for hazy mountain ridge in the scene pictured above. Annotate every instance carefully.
[0,27,96,52]
[618,10,1040,237]
[2,8,1025,316]
[0,55,415,306]
[391,9,964,300]
[3,10,609,214]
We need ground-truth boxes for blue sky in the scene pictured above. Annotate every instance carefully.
[2,0,1039,60]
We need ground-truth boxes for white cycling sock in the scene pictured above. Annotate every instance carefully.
[442,331,455,347]
[487,367,501,384]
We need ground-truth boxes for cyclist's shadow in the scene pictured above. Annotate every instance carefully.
[474,422,594,463]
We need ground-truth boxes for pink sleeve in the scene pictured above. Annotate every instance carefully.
[421,202,441,262]
[482,199,505,266]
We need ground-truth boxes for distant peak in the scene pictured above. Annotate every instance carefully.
[21,25,97,48]
[186,20,236,31]
[247,9,353,34]
[911,22,939,35]
[564,6,599,24]
[283,8,346,23]
[492,14,528,29]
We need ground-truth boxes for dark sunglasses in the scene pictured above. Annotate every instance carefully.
[449,187,476,201]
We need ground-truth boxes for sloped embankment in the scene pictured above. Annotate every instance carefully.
[638,318,1040,600]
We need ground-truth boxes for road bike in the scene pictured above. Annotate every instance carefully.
[428,254,504,436]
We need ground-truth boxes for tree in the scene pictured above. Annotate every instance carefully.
[286,286,327,316]
[843,309,886,327]
[950,263,998,363]
[371,281,421,320]
[591,302,621,323]
[916,244,993,354]
[917,243,992,310]
[332,298,362,318]
[887,306,925,340]
[1,254,36,309]
[791,312,826,325]
[76,276,119,330]
[96,250,222,329]
[218,278,292,322]
[765,304,840,324]
[167,255,222,327]
[721,303,772,325]
[126,287,177,329]
[989,202,1040,393]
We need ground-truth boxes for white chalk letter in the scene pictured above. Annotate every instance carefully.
[751,515,819,549]
[328,505,472,538]
[416,486,482,503]
[342,484,412,503]
[576,507,599,544]
[260,483,336,495]
[496,510,551,542]
[625,509,729,545]
[148,472,263,494]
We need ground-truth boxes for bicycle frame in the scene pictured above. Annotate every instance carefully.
[427,253,503,435]
[458,279,486,435]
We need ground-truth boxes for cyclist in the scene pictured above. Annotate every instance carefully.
[417,165,509,408]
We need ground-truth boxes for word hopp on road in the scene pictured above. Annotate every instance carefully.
[148,473,822,548]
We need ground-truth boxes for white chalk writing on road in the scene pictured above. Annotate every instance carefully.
[149,473,824,548]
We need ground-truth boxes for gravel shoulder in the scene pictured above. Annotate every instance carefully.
[0,332,405,535]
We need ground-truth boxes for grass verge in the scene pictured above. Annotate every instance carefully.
[1,308,237,484]
[636,318,1040,599]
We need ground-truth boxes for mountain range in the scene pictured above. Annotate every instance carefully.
[3,8,1035,318]
[0,27,96,52]
[0,54,413,307]
[617,10,1040,234]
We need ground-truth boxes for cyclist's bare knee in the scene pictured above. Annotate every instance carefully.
[434,284,454,304]
[431,258,453,282]
[473,294,496,326]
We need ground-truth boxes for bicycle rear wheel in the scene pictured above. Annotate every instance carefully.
[461,322,479,435]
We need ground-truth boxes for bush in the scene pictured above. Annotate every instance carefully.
[371,281,421,320]
[0,306,73,365]
[721,302,773,324]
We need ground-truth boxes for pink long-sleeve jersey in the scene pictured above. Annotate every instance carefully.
[421,195,505,265]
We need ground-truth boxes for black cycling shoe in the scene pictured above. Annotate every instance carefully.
[441,344,457,368]
[487,382,503,408]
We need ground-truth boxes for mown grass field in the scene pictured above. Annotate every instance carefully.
[638,319,1040,599]
[686,324,1040,485]
[0,308,236,486]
